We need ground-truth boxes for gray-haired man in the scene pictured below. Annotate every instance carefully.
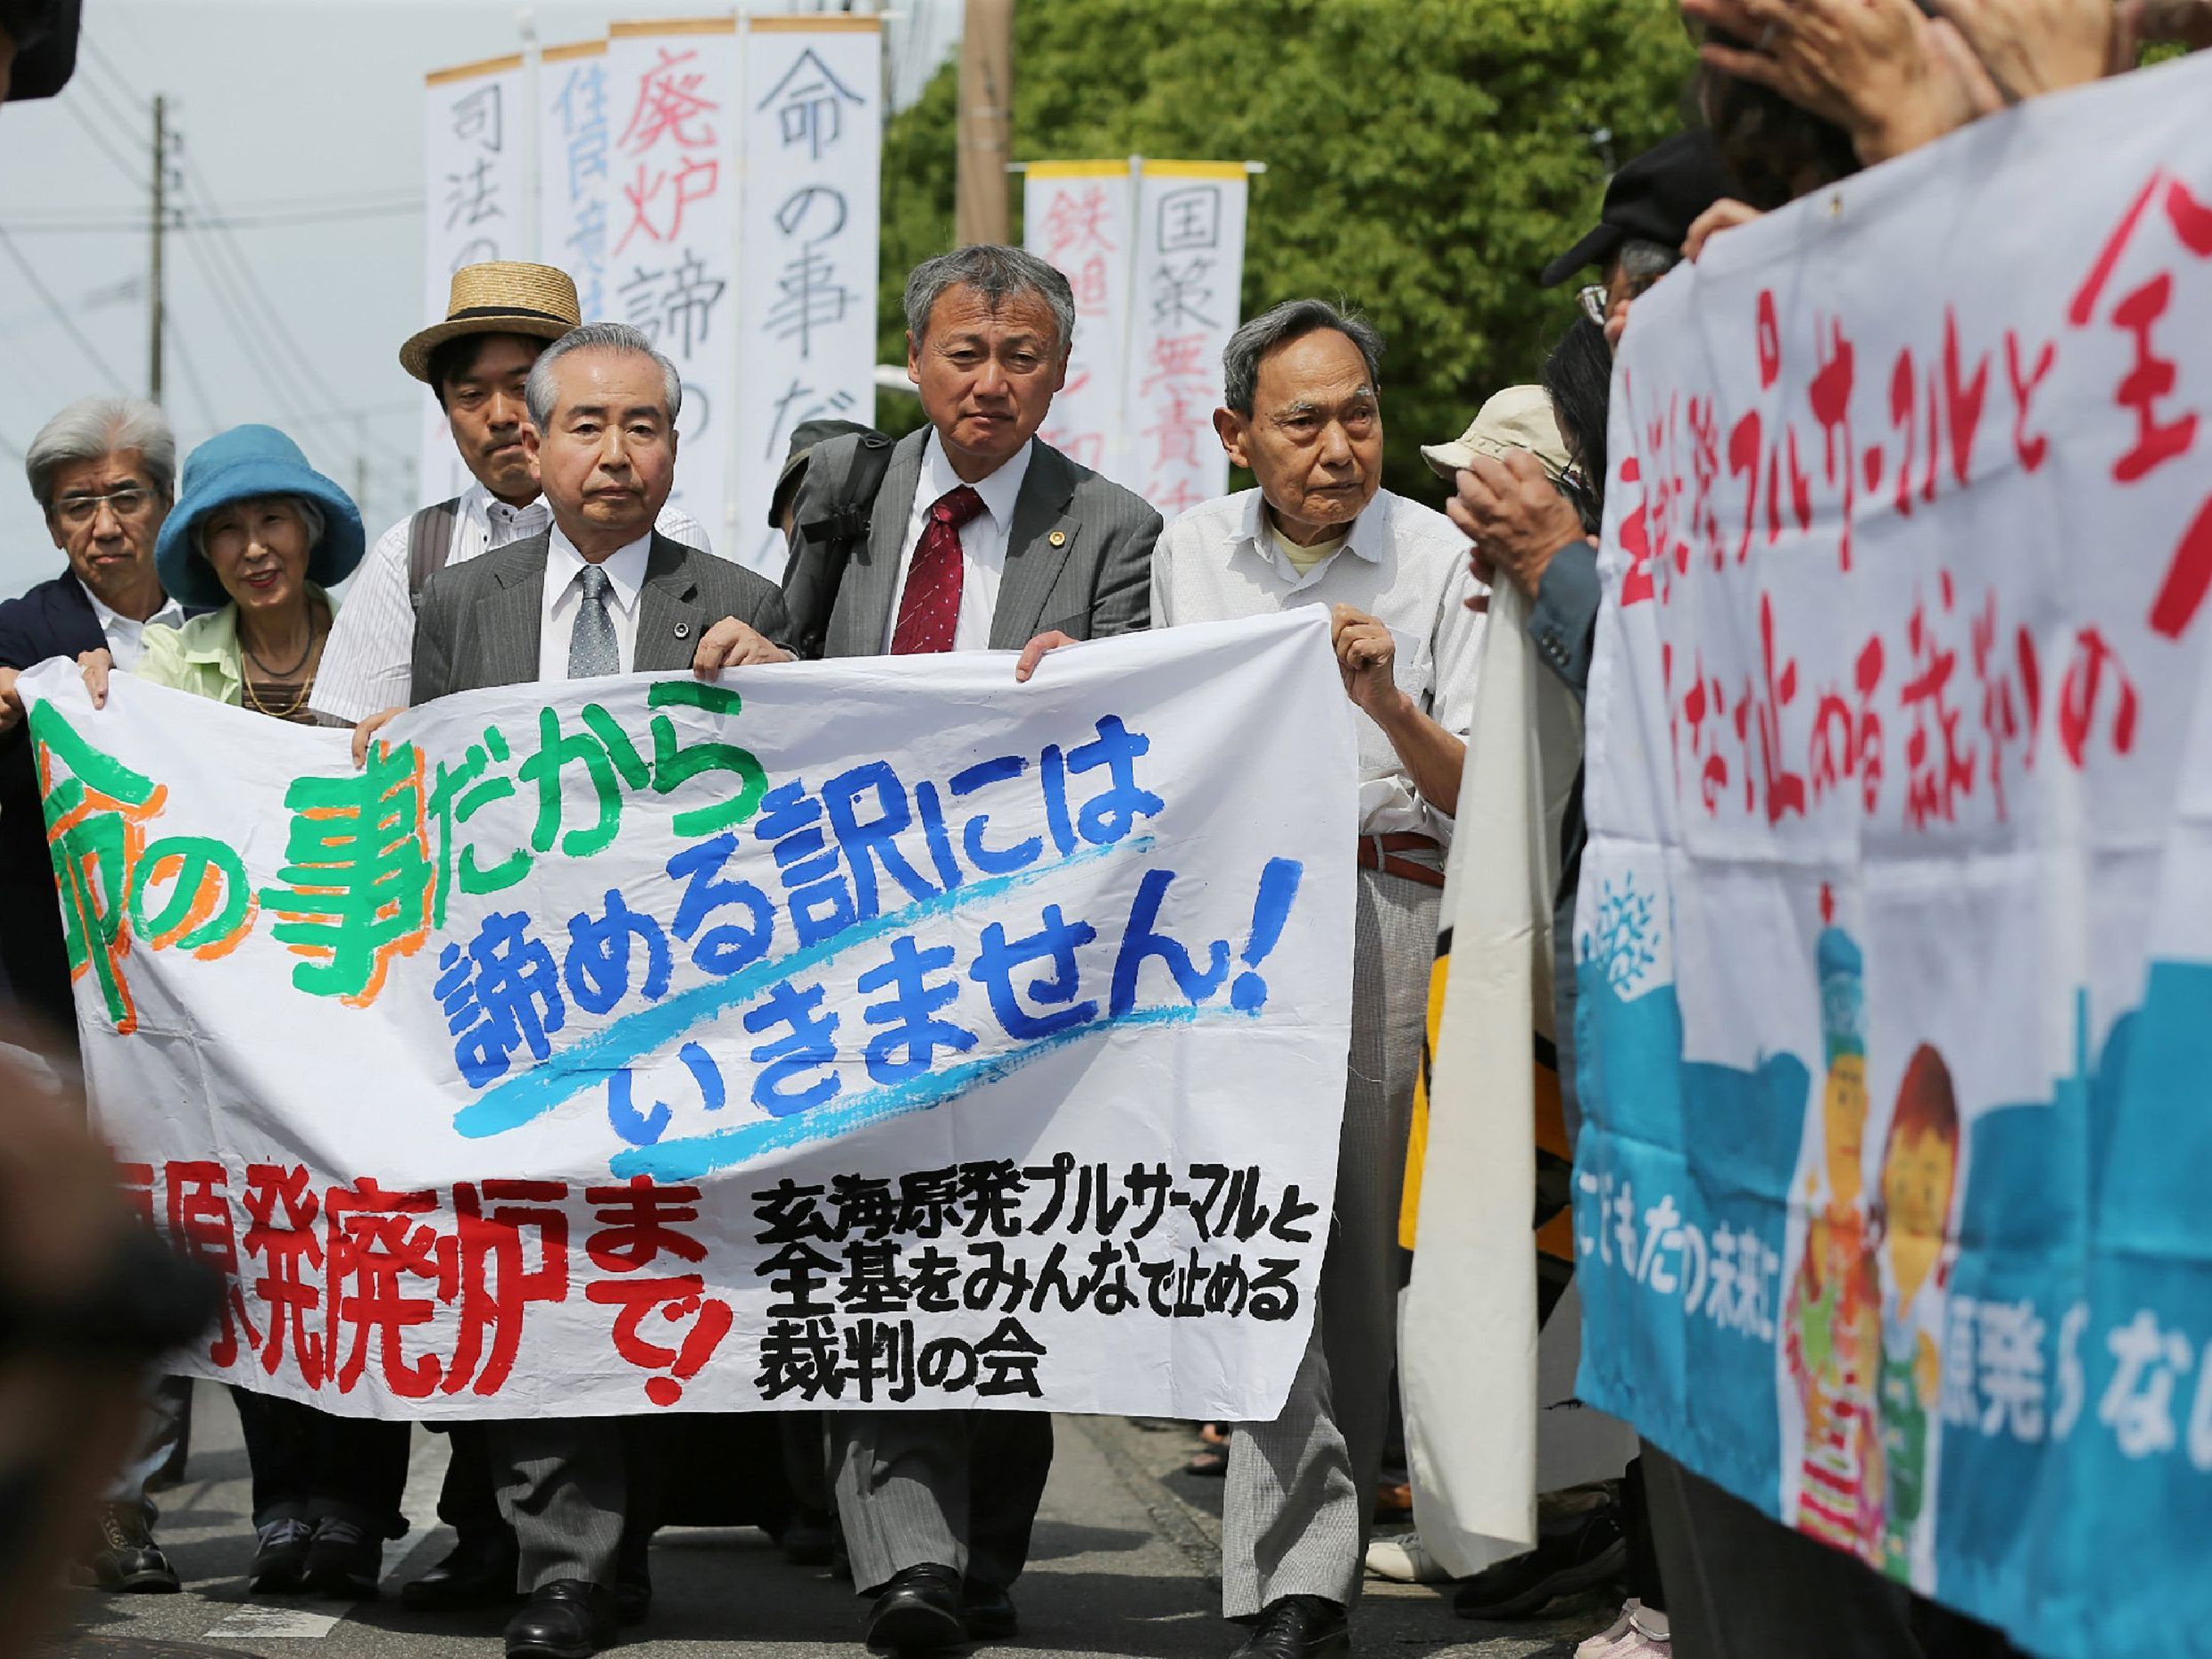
[784,244,1161,1657]
[1153,300,1485,1659]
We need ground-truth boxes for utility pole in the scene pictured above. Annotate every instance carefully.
[955,0,1013,247]
[148,93,165,404]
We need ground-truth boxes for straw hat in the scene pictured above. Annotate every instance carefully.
[399,262,581,382]
[1420,385,1573,483]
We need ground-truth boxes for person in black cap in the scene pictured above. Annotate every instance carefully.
[1540,129,1733,349]
[0,0,77,105]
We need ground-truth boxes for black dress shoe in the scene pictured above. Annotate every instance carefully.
[249,1519,316,1595]
[86,1503,180,1593]
[303,1518,383,1599]
[1230,1595,1350,1659]
[1453,1505,1625,1620]
[401,1533,523,1612]
[614,1548,652,1626]
[865,1562,966,1655]
[963,1576,1017,1640]
[504,1579,617,1659]
[781,1515,837,1567]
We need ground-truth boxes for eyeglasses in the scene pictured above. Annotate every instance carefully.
[54,485,156,526]
[1576,285,1610,328]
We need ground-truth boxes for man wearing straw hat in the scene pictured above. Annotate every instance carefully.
[310,261,714,727]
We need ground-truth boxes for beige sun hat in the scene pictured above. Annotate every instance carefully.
[399,261,581,382]
[1420,384,1573,483]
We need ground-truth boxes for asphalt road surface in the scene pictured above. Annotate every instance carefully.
[43,1384,1613,1659]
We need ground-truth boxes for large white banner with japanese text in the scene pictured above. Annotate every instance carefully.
[733,18,884,581]
[22,614,1354,1422]
[605,19,741,541]
[1574,56,2212,1659]
[1024,161,1136,485]
[421,53,529,506]
[1126,162,1246,520]
[541,39,613,325]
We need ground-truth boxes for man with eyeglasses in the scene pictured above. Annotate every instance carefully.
[0,394,197,1600]
[1541,129,1732,350]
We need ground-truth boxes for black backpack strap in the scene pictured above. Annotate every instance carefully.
[781,431,894,661]
[405,495,466,605]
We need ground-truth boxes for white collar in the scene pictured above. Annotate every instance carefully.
[464,479,552,525]
[921,428,1032,534]
[1237,489,1389,577]
[546,525,652,613]
[77,576,183,629]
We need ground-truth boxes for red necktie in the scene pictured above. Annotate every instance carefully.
[891,485,985,655]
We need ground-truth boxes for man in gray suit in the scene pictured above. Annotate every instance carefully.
[783,243,1161,1657]
[397,321,789,1659]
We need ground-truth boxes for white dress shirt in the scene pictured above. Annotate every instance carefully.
[879,430,1034,653]
[79,580,184,673]
[1150,487,1487,844]
[309,479,713,721]
[541,527,651,679]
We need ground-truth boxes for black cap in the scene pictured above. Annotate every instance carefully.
[767,418,879,530]
[1540,130,1733,288]
[0,0,80,102]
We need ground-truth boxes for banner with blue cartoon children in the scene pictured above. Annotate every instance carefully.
[18,610,1356,1424]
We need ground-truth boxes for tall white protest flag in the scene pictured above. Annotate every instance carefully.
[540,39,613,322]
[420,53,530,504]
[733,16,884,581]
[1023,162,1136,485]
[1126,162,1246,520]
[605,19,741,540]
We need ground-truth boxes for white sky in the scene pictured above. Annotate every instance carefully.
[0,0,956,599]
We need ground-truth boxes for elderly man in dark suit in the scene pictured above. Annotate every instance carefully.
[381,321,788,1659]
[783,243,1161,1657]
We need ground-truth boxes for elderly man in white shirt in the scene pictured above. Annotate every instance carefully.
[311,262,710,726]
[1151,299,1483,1659]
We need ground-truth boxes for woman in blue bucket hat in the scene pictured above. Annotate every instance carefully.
[81,424,365,723]
[76,427,409,1599]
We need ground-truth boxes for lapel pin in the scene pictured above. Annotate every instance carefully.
[1048,530,1067,548]
[674,621,692,639]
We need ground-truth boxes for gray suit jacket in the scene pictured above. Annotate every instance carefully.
[791,429,1160,659]
[410,529,789,702]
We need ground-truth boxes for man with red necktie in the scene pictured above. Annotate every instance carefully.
[781,243,1161,1656]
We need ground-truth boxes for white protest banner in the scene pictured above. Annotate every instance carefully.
[1572,55,2212,1658]
[733,16,884,582]
[24,613,1354,1422]
[541,38,613,322]
[606,19,741,541]
[1023,161,1136,485]
[421,53,529,504]
[1126,162,1246,520]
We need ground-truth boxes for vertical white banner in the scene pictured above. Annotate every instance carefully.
[606,19,741,539]
[733,17,884,581]
[1127,162,1247,521]
[421,54,530,505]
[1022,161,1135,487]
[541,39,613,322]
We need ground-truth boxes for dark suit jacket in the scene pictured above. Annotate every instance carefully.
[789,429,1160,659]
[0,573,113,1030]
[411,529,790,703]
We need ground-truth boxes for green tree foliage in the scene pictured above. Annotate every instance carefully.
[876,0,1696,505]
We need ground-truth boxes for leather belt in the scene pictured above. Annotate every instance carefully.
[1356,832,1446,890]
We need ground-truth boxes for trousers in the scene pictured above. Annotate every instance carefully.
[229,1389,411,1536]
[1222,867,1438,1617]
[834,1410,1055,1593]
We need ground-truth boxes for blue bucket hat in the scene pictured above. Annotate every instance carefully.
[154,424,366,610]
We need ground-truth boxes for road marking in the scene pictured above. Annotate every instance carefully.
[203,1604,341,1639]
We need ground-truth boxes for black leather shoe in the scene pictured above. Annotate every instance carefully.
[401,1533,523,1612]
[303,1517,383,1599]
[1453,1505,1624,1620]
[86,1503,180,1593]
[1230,1595,1350,1659]
[963,1576,1017,1640]
[781,1515,837,1567]
[504,1579,617,1659]
[865,1562,966,1655]
[249,1518,316,1595]
[614,1544,652,1626]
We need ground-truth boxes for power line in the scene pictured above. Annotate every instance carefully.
[1,202,423,235]
[59,90,146,191]
[169,321,220,432]
[0,226,129,394]
[176,222,309,428]
[78,38,151,117]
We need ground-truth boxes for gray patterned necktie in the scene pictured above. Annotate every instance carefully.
[567,564,619,678]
